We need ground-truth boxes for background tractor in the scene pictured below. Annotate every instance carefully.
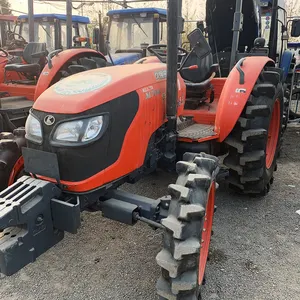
[0,0,294,299]
[0,15,17,49]
[0,3,112,191]
[101,7,170,65]
[0,12,93,90]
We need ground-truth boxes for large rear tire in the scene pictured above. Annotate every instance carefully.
[156,153,219,300]
[224,68,283,195]
[0,128,26,191]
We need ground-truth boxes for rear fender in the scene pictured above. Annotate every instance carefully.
[34,49,106,101]
[215,56,274,142]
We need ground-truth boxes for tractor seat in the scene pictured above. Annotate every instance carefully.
[5,63,40,75]
[68,65,88,75]
[79,58,97,70]
[5,42,47,77]
[180,51,219,96]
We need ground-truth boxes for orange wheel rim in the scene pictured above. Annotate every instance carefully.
[266,99,280,169]
[8,156,24,186]
[198,182,215,285]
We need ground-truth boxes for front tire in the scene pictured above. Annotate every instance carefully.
[156,153,219,299]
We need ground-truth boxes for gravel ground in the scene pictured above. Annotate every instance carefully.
[1,126,300,300]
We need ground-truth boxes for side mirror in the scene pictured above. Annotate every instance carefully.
[291,19,300,37]
[93,28,100,45]
[187,28,211,58]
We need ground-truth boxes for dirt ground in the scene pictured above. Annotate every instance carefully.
[0,126,300,300]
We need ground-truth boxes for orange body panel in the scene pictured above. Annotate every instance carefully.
[34,49,106,101]
[180,78,226,142]
[0,15,17,21]
[0,49,105,101]
[135,56,161,64]
[34,64,186,192]
[34,63,186,114]
[0,82,36,99]
[31,56,274,192]
[0,57,26,84]
[215,56,273,142]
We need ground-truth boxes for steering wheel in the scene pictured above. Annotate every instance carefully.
[0,48,8,58]
[7,31,27,44]
[147,44,189,63]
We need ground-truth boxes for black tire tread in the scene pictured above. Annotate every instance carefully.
[224,68,283,195]
[0,127,26,191]
[156,153,219,300]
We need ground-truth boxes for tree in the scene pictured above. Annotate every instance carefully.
[286,0,300,18]
[0,0,11,14]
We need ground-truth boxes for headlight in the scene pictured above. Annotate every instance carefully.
[52,115,106,144]
[25,114,43,144]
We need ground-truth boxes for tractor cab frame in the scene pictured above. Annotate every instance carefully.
[206,0,288,76]
[15,14,91,52]
[0,15,17,49]
[104,8,170,65]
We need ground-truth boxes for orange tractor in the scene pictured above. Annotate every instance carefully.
[0,15,18,49]
[0,11,110,190]
[0,13,99,99]
[0,0,287,299]
[0,15,25,82]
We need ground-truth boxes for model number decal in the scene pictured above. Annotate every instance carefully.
[154,70,167,80]
[142,86,154,93]
[142,86,161,99]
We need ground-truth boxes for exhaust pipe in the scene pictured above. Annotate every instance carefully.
[166,0,179,130]
[66,0,73,49]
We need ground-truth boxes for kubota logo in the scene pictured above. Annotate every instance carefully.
[44,115,55,126]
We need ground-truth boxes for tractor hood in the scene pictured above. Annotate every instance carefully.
[33,63,167,114]
[105,52,143,65]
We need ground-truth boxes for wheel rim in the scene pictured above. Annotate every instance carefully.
[266,99,280,169]
[8,156,24,186]
[198,182,215,285]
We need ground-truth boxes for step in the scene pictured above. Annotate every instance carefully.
[178,123,216,140]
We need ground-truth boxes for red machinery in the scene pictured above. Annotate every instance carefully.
[0,1,285,299]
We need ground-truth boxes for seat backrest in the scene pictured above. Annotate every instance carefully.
[23,42,47,64]
[180,28,214,83]
[79,58,98,70]
[180,51,213,83]
[68,65,88,75]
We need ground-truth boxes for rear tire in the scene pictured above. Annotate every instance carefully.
[224,68,283,195]
[0,128,26,191]
[156,153,219,300]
